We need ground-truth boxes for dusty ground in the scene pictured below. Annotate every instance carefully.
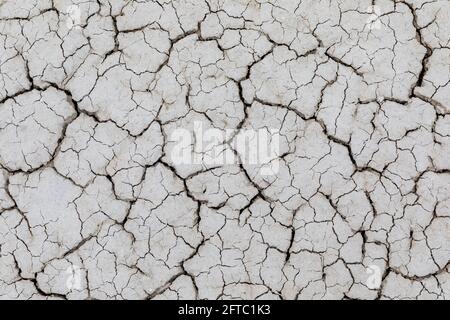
[0,0,449,300]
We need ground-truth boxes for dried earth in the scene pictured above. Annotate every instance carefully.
[0,0,449,300]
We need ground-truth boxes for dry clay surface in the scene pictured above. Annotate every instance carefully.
[0,0,450,300]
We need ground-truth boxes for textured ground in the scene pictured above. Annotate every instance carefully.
[0,0,449,300]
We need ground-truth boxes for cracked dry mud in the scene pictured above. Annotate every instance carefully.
[0,0,449,300]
